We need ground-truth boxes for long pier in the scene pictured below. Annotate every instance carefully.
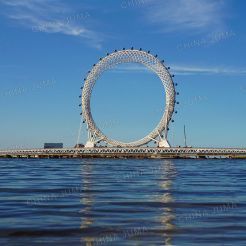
[1,147,246,159]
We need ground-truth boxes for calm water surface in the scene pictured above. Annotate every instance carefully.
[0,158,245,245]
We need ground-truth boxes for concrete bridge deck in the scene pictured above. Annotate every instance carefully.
[1,147,246,159]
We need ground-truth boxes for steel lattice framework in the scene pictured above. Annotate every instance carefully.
[81,49,176,148]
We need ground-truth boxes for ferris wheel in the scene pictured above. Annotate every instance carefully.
[80,48,178,148]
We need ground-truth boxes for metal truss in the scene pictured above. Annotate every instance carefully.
[81,49,176,148]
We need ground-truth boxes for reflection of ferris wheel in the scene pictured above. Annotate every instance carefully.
[80,48,178,148]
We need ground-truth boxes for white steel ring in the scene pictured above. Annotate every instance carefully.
[82,49,176,147]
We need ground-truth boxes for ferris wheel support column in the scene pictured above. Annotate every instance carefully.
[85,126,96,148]
[85,140,95,148]
[158,130,171,148]
[158,139,170,148]
[158,110,171,148]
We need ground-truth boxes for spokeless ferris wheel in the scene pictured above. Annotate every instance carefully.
[79,48,178,148]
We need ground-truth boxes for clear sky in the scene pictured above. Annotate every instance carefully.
[0,0,246,149]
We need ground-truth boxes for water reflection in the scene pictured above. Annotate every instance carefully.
[80,161,95,245]
[79,159,178,246]
[158,160,177,245]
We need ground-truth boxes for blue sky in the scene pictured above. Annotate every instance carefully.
[0,0,246,149]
